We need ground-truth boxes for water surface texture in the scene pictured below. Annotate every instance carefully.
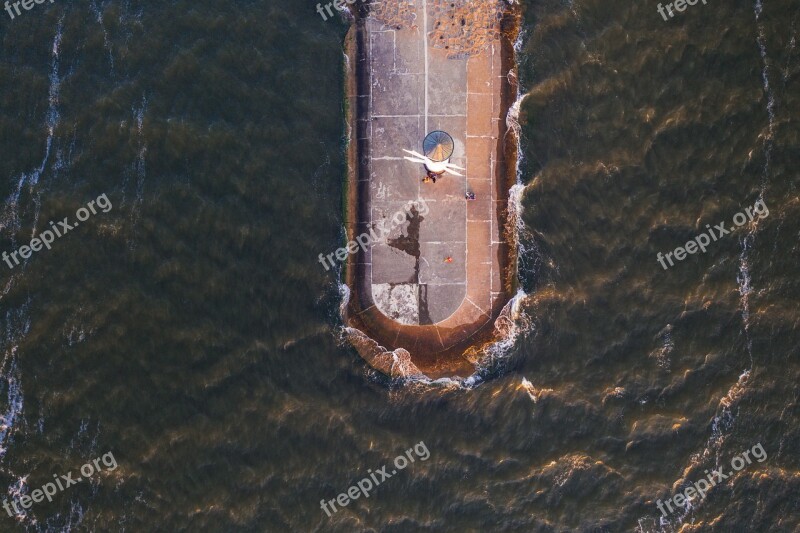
[0,0,798,531]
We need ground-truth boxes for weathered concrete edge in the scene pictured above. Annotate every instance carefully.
[341,18,422,380]
[341,6,523,380]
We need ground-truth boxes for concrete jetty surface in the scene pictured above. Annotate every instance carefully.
[343,0,518,379]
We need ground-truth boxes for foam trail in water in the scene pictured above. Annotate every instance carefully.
[737,236,755,364]
[133,96,148,199]
[30,21,64,235]
[755,0,775,153]
[719,0,775,440]
[126,95,148,248]
[37,499,86,531]
[0,23,62,512]
[736,0,775,366]
[649,324,674,371]
[90,0,115,75]
[782,15,798,83]
[638,16,775,525]
[4,475,31,523]
[0,21,63,247]
[0,356,23,460]
[0,305,29,489]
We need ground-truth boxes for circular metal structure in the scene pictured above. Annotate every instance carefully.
[423,130,454,162]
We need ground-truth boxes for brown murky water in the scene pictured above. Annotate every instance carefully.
[0,0,797,531]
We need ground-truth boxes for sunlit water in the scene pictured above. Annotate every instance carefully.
[0,0,797,531]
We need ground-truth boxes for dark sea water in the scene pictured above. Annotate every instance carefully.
[0,0,798,531]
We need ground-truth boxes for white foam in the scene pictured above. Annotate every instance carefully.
[90,0,116,74]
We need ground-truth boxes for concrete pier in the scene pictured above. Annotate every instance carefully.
[343,0,518,378]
